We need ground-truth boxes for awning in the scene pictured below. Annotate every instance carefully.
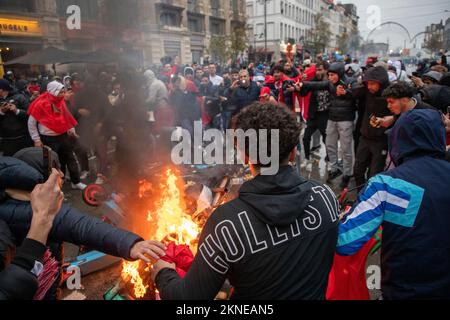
[3,46,79,65]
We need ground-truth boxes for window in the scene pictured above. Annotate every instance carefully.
[211,0,220,16]
[210,18,224,35]
[160,12,180,27]
[188,16,204,32]
[232,0,238,13]
[187,0,197,12]
[280,23,283,39]
[247,4,253,17]
[0,0,35,12]
[281,1,284,14]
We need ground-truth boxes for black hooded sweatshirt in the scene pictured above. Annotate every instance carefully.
[156,165,339,300]
[351,66,392,143]
[300,63,356,122]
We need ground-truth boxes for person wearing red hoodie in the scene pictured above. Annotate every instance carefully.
[27,81,86,190]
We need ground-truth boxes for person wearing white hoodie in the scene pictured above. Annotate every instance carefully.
[27,81,86,190]
[143,69,168,112]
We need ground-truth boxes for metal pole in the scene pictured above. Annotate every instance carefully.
[264,0,267,62]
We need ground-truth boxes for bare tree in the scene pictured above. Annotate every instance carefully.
[307,13,331,54]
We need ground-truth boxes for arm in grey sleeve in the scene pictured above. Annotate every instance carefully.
[27,116,41,143]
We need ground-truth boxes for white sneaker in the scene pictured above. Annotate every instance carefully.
[300,160,308,169]
[79,171,89,180]
[71,182,87,190]
[95,175,106,185]
[306,160,313,172]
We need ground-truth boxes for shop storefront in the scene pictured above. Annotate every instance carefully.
[0,16,43,76]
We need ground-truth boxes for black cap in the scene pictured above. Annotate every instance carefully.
[0,79,13,92]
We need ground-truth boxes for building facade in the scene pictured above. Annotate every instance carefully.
[444,17,450,52]
[0,0,247,69]
[422,20,445,52]
[246,0,317,61]
[246,0,359,61]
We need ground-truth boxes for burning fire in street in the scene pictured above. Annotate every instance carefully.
[121,260,148,299]
[121,168,201,299]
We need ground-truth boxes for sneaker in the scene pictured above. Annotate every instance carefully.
[71,182,87,190]
[300,159,308,169]
[79,170,89,180]
[310,145,321,153]
[327,169,343,182]
[339,175,352,189]
[306,159,313,172]
[95,175,106,185]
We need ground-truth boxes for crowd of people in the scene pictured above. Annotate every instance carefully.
[1,54,450,190]
[1,51,450,300]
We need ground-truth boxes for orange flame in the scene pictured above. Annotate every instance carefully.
[149,169,200,249]
[121,168,200,298]
[121,260,148,299]
[138,180,153,198]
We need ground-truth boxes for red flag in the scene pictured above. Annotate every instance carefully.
[326,233,381,300]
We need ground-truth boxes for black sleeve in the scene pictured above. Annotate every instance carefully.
[0,202,143,260]
[349,84,366,100]
[300,81,331,95]
[50,205,143,260]
[155,213,227,300]
[0,238,46,300]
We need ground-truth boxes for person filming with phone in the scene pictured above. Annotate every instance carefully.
[229,69,260,115]
[0,79,33,156]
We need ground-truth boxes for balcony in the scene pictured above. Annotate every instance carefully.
[156,0,185,10]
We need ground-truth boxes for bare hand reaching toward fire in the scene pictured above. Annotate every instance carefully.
[130,240,167,263]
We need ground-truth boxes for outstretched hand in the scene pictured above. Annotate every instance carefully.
[130,240,167,264]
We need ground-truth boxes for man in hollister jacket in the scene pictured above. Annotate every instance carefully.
[152,102,339,300]
[337,109,450,299]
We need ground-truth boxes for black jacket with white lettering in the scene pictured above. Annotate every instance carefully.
[156,165,339,300]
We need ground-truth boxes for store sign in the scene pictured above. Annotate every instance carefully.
[0,18,42,37]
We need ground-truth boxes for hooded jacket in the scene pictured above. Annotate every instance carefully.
[0,91,30,140]
[299,75,331,123]
[351,66,392,142]
[301,63,356,122]
[144,70,168,110]
[337,109,450,299]
[419,84,450,113]
[156,165,339,300]
[0,157,142,260]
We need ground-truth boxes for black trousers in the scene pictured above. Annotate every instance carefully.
[0,135,33,156]
[41,134,81,184]
[72,139,89,172]
[303,112,328,160]
[354,136,388,192]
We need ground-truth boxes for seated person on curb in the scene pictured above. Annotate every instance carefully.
[152,102,340,300]
[337,109,450,299]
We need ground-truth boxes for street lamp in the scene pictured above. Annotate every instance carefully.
[258,0,271,62]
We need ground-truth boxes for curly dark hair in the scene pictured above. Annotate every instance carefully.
[382,81,415,99]
[271,65,284,74]
[233,102,301,164]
